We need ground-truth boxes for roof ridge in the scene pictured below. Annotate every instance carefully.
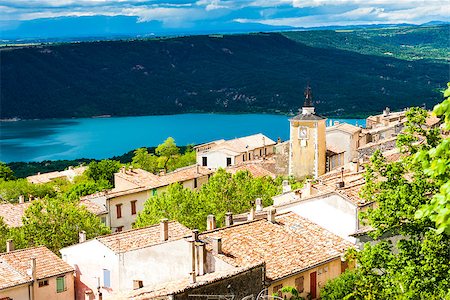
[96,220,184,241]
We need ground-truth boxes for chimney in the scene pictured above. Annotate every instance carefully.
[282,180,291,193]
[336,167,345,189]
[160,219,169,241]
[351,159,360,173]
[68,166,73,170]
[159,170,166,176]
[255,198,263,212]
[206,215,216,231]
[192,229,199,242]
[267,208,277,223]
[6,239,14,252]
[18,195,25,204]
[301,180,312,199]
[212,237,222,255]
[277,137,281,144]
[79,231,86,243]
[189,239,196,284]
[247,206,255,221]
[120,166,126,174]
[196,242,206,276]
[225,212,233,227]
[30,257,37,281]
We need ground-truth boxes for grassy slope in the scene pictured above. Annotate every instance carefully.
[1,26,448,119]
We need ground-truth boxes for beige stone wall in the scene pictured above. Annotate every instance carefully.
[0,284,29,300]
[268,258,343,299]
[34,273,75,300]
[108,190,151,231]
[290,119,326,179]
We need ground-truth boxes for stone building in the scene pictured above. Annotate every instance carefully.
[289,86,327,179]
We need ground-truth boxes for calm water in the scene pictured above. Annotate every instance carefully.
[0,114,365,162]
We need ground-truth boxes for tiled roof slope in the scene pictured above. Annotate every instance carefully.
[197,133,276,154]
[0,202,32,227]
[200,212,353,281]
[226,163,276,178]
[27,166,87,184]
[115,165,214,190]
[0,259,30,290]
[327,123,362,134]
[97,221,191,253]
[0,246,74,290]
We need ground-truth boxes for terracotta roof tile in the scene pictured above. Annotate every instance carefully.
[0,202,32,227]
[327,123,362,135]
[27,166,87,184]
[0,246,73,290]
[226,163,276,178]
[97,221,191,253]
[200,212,353,281]
[197,134,276,154]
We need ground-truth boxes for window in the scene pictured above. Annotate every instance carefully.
[131,200,137,215]
[152,188,157,196]
[242,154,246,161]
[259,149,262,156]
[226,157,232,166]
[248,153,251,160]
[133,280,144,290]
[116,226,124,232]
[295,276,304,293]
[194,178,198,188]
[101,217,106,224]
[116,203,122,219]
[202,156,207,166]
[103,269,111,288]
[273,284,283,297]
[38,279,49,287]
[298,126,308,139]
[56,276,66,293]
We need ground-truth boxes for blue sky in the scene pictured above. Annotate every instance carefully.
[1,0,447,38]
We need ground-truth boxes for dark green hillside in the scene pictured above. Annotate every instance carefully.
[1,28,448,119]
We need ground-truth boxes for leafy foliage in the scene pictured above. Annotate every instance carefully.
[415,82,450,234]
[0,178,56,203]
[0,162,15,181]
[134,169,281,231]
[280,286,304,300]
[85,159,121,185]
[16,196,110,253]
[132,138,196,173]
[321,93,450,298]
[1,27,447,119]
[320,270,359,300]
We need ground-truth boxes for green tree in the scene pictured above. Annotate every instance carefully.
[20,196,110,253]
[321,269,360,300]
[0,162,15,181]
[135,169,280,231]
[132,147,159,173]
[85,159,121,185]
[321,94,450,298]
[155,137,179,172]
[415,83,450,234]
[64,178,111,201]
[0,178,56,203]
[280,286,304,300]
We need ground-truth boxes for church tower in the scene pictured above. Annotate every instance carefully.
[289,85,327,179]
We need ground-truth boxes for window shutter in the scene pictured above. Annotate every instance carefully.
[56,276,65,292]
[103,269,111,288]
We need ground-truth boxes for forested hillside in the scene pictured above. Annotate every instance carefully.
[1,26,448,119]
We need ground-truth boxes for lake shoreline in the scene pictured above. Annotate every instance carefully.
[0,110,373,123]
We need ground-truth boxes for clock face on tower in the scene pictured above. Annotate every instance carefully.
[298,126,308,139]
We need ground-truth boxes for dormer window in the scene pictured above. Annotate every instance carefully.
[298,126,308,139]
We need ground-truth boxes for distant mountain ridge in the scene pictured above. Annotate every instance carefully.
[1,25,448,119]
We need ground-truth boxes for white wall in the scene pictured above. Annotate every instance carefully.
[326,131,353,164]
[277,194,358,243]
[60,240,118,299]
[198,151,235,169]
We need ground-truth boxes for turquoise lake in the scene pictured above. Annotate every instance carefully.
[0,114,365,162]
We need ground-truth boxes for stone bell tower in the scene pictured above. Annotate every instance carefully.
[288,85,327,179]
